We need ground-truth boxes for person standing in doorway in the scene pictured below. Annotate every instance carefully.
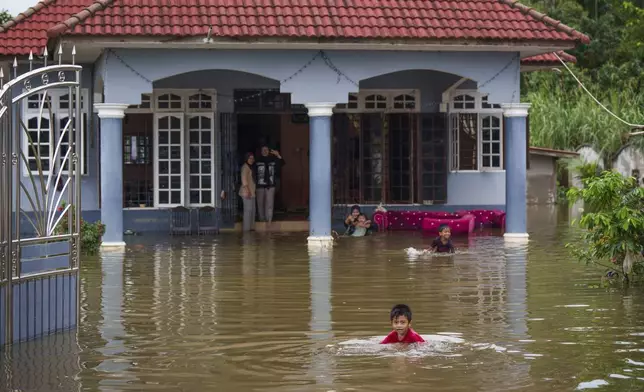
[255,145,285,223]
[239,153,256,231]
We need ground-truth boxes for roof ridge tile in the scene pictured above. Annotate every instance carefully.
[0,0,57,34]
[498,0,590,44]
[47,0,113,37]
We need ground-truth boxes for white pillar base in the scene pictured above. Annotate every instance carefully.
[307,236,334,246]
[101,241,127,248]
[504,233,529,241]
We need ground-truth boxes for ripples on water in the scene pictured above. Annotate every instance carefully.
[1,207,644,391]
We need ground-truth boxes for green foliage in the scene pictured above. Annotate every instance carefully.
[564,158,603,180]
[55,201,106,255]
[524,69,644,159]
[522,0,644,158]
[566,170,644,281]
[0,10,11,25]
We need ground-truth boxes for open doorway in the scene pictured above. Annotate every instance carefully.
[237,114,282,159]
[233,90,310,221]
[236,113,290,218]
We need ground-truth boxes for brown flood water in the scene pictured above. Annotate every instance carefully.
[2,206,644,392]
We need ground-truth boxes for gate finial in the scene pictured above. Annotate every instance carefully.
[29,51,34,71]
[12,57,17,79]
[72,46,76,65]
[0,67,4,89]
[58,44,63,65]
[43,46,48,67]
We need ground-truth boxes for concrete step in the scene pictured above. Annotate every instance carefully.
[230,220,309,232]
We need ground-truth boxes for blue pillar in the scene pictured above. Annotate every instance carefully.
[95,104,128,247]
[306,103,335,243]
[501,103,531,239]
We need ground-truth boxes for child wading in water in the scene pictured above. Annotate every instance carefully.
[429,224,455,253]
[380,304,425,344]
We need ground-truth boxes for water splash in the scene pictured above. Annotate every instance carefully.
[576,380,609,390]
[404,247,468,260]
[330,334,465,358]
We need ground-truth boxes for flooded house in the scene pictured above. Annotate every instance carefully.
[0,0,590,246]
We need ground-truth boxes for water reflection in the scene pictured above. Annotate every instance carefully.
[0,331,81,391]
[98,249,135,389]
[1,209,644,391]
[308,245,334,387]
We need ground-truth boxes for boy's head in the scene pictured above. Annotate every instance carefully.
[357,213,367,222]
[390,304,413,337]
[438,224,451,239]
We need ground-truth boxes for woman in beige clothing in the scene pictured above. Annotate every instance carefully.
[239,153,256,231]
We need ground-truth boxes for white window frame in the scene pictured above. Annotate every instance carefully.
[334,89,421,113]
[186,113,216,207]
[22,89,89,176]
[479,114,503,171]
[186,91,216,113]
[448,90,504,172]
[153,113,185,207]
[154,90,185,112]
[141,90,219,208]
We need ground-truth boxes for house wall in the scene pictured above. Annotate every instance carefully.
[613,145,644,186]
[447,172,505,205]
[527,154,557,205]
[102,49,520,106]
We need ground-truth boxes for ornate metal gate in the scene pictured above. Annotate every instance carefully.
[219,112,239,225]
[0,48,82,346]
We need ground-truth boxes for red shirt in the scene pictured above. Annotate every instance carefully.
[380,328,426,344]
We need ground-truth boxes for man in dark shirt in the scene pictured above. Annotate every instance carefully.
[255,145,285,223]
[430,224,455,253]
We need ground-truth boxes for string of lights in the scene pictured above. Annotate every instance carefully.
[107,49,518,110]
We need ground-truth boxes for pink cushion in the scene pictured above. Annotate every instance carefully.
[421,214,476,235]
[456,209,505,227]
[370,209,504,232]
[386,210,460,231]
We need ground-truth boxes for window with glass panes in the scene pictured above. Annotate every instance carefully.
[146,91,217,208]
[188,114,215,206]
[449,92,503,171]
[23,90,88,176]
[155,114,184,206]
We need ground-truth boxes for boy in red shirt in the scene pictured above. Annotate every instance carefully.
[380,304,426,344]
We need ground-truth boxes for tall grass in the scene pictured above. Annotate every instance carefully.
[524,70,644,160]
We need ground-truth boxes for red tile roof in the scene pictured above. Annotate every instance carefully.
[522,51,576,65]
[1,0,590,56]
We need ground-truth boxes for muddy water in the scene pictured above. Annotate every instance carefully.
[2,207,644,391]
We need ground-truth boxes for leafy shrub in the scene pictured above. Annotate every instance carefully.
[566,170,644,282]
[55,201,106,255]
